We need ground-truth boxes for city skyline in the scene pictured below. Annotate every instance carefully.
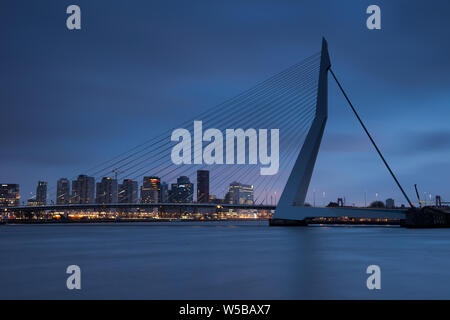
[1,169,406,210]
[11,170,258,207]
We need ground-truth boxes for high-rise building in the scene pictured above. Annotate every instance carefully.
[0,184,19,207]
[119,179,138,203]
[226,182,254,205]
[141,176,161,203]
[197,170,210,203]
[386,198,395,209]
[160,182,169,203]
[71,175,95,204]
[56,178,70,204]
[96,177,118,204]
[170,176,194,203]
[36,181,47,206]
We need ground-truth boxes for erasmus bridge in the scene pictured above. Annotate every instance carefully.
[2,38,411,224]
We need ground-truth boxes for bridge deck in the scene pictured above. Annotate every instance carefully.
[1,203,277,212]
[1,204,406,221]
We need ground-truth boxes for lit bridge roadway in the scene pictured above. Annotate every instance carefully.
[1,203,407,222]
[1,203,277,212]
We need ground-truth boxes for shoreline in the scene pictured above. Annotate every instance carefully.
[1,218,401,226]
[0,218,268,225]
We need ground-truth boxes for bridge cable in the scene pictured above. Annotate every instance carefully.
[149,68,319,185]
[88,53,321,178]
[123,61,320,182]
[46,54,321,201]
[329,68,414,208]
[83,54,321,182]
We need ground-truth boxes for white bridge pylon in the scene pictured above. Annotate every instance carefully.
[272,38,406,223]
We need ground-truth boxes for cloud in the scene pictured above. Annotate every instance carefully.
[321,133,371,153]
[392,130,450,155]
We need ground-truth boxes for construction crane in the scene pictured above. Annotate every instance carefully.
[414,184,422,208]
[415,184,441,207]
[112,168,125,180]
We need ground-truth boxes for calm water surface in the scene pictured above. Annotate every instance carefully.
[1,221,450,299]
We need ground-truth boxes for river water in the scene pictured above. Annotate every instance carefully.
[1,221,450,299]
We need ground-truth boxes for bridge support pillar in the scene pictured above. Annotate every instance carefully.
[271,38,330,224]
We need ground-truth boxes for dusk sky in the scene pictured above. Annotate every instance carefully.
[1,0,450,207]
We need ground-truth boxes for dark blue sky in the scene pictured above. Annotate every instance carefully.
[1,0,450,206]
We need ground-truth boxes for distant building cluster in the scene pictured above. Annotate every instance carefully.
[0,170,255,207]
[0,184,20,207]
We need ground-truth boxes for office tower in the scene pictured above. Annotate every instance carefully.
[226,182,254,205]
[56,178,70,204]
[160,182,169,203]
[170,176,194,203]
[197,170,210,203]
[36,181,47,206]
[96,177,118,204]
[119,179,138,203]
[71,175,95,204]
[141,176,161,203]
[386,198,395,209]
[0,184,19,207]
